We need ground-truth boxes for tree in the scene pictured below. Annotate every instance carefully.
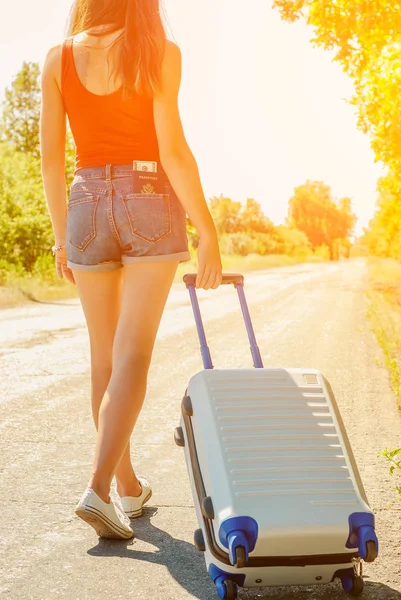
[241,198,274,234]
[0,61,76,185]
[288,180,356,259]
[0,62,41,158]
[208,195,242,235]
[362,171,401,260]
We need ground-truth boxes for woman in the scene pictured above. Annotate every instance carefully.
[40,0,222,540]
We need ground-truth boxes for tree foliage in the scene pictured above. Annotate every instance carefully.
[0,62,76,275]
[1,61,76,180]
[242,198,275,234]
[208,196,275,237]
[362,171,401,260]
[0,142,53,271]
[208,195,243,234]
[0,62,41,158]
[272,0,401,80]
[288,180,356,259]
[206,192,348,259]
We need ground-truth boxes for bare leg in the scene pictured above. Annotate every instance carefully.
[91,363,141,497]
[87,261,179,502]
[72,267,141,497]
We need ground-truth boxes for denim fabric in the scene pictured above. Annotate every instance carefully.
[66,163,190,272]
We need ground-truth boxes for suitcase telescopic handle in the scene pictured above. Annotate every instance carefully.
[183,273,264,370]
[183,273,244,287]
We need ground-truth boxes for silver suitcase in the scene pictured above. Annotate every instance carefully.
[175,273,379,600]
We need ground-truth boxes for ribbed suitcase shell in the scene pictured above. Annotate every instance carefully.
[181,366,372,587]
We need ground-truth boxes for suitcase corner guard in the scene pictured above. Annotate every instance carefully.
[346,512,379,563]
[219,516,258,568]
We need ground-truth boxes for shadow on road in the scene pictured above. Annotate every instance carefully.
[87,506,215,599]
[362,582,401,600]
[87,507,401,600]
[239,581,401,600]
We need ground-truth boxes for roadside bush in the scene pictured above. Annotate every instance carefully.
[228,232,259,256]
[314,244,330,260]
[219,228,314,258]
[0,259,26,284]
[0,143,54,271]
[32,253,57,281]
[273,226,312,258]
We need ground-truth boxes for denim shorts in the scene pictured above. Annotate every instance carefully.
[66,163,191,272]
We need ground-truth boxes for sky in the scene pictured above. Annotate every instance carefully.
[0,0,385,234]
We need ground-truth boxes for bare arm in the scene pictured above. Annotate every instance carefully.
[40,45,68,245]
[153,41,222,288]
[40,45,74,283]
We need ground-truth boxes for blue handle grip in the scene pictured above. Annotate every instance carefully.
[185,274,263,370]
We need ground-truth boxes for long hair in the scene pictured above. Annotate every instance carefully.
[66,0,168,99]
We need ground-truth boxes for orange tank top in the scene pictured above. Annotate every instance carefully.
[61,37,160,173]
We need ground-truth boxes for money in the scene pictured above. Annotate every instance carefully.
[133,160,158,173]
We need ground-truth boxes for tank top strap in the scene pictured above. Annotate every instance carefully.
[61,37,74,93]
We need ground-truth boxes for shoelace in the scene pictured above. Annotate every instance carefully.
[113,499,131,526]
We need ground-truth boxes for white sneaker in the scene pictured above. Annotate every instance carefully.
[75,488,134,539]
[120,476,152,518]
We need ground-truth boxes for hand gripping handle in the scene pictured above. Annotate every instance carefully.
[183,273,244,288]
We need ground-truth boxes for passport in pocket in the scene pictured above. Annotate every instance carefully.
[132,160,164,194]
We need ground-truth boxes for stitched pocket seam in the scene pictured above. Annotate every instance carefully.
[121,194,171,244]
[68,195,99,251]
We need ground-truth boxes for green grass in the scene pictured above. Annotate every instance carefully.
[378,448,401,500]
[366,257,401,407]
[0,252,323,309]
[0,270,78,307]
[366,257,401,500]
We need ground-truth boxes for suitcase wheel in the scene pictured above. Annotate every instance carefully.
[357,525,378,562]
[194,528,206,552]
[233,545,247,569]
[364,539,378,563]
[341,573,364,596]
[174,426,185,447]
[201,496,215,520]
[181,395,193,416]
[216,579,237,600]
[347,513,378,563]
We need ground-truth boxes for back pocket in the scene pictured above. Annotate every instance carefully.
[67,195,99,251]
[122,193,171,243]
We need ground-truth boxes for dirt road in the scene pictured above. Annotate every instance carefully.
[1,259,400,599]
